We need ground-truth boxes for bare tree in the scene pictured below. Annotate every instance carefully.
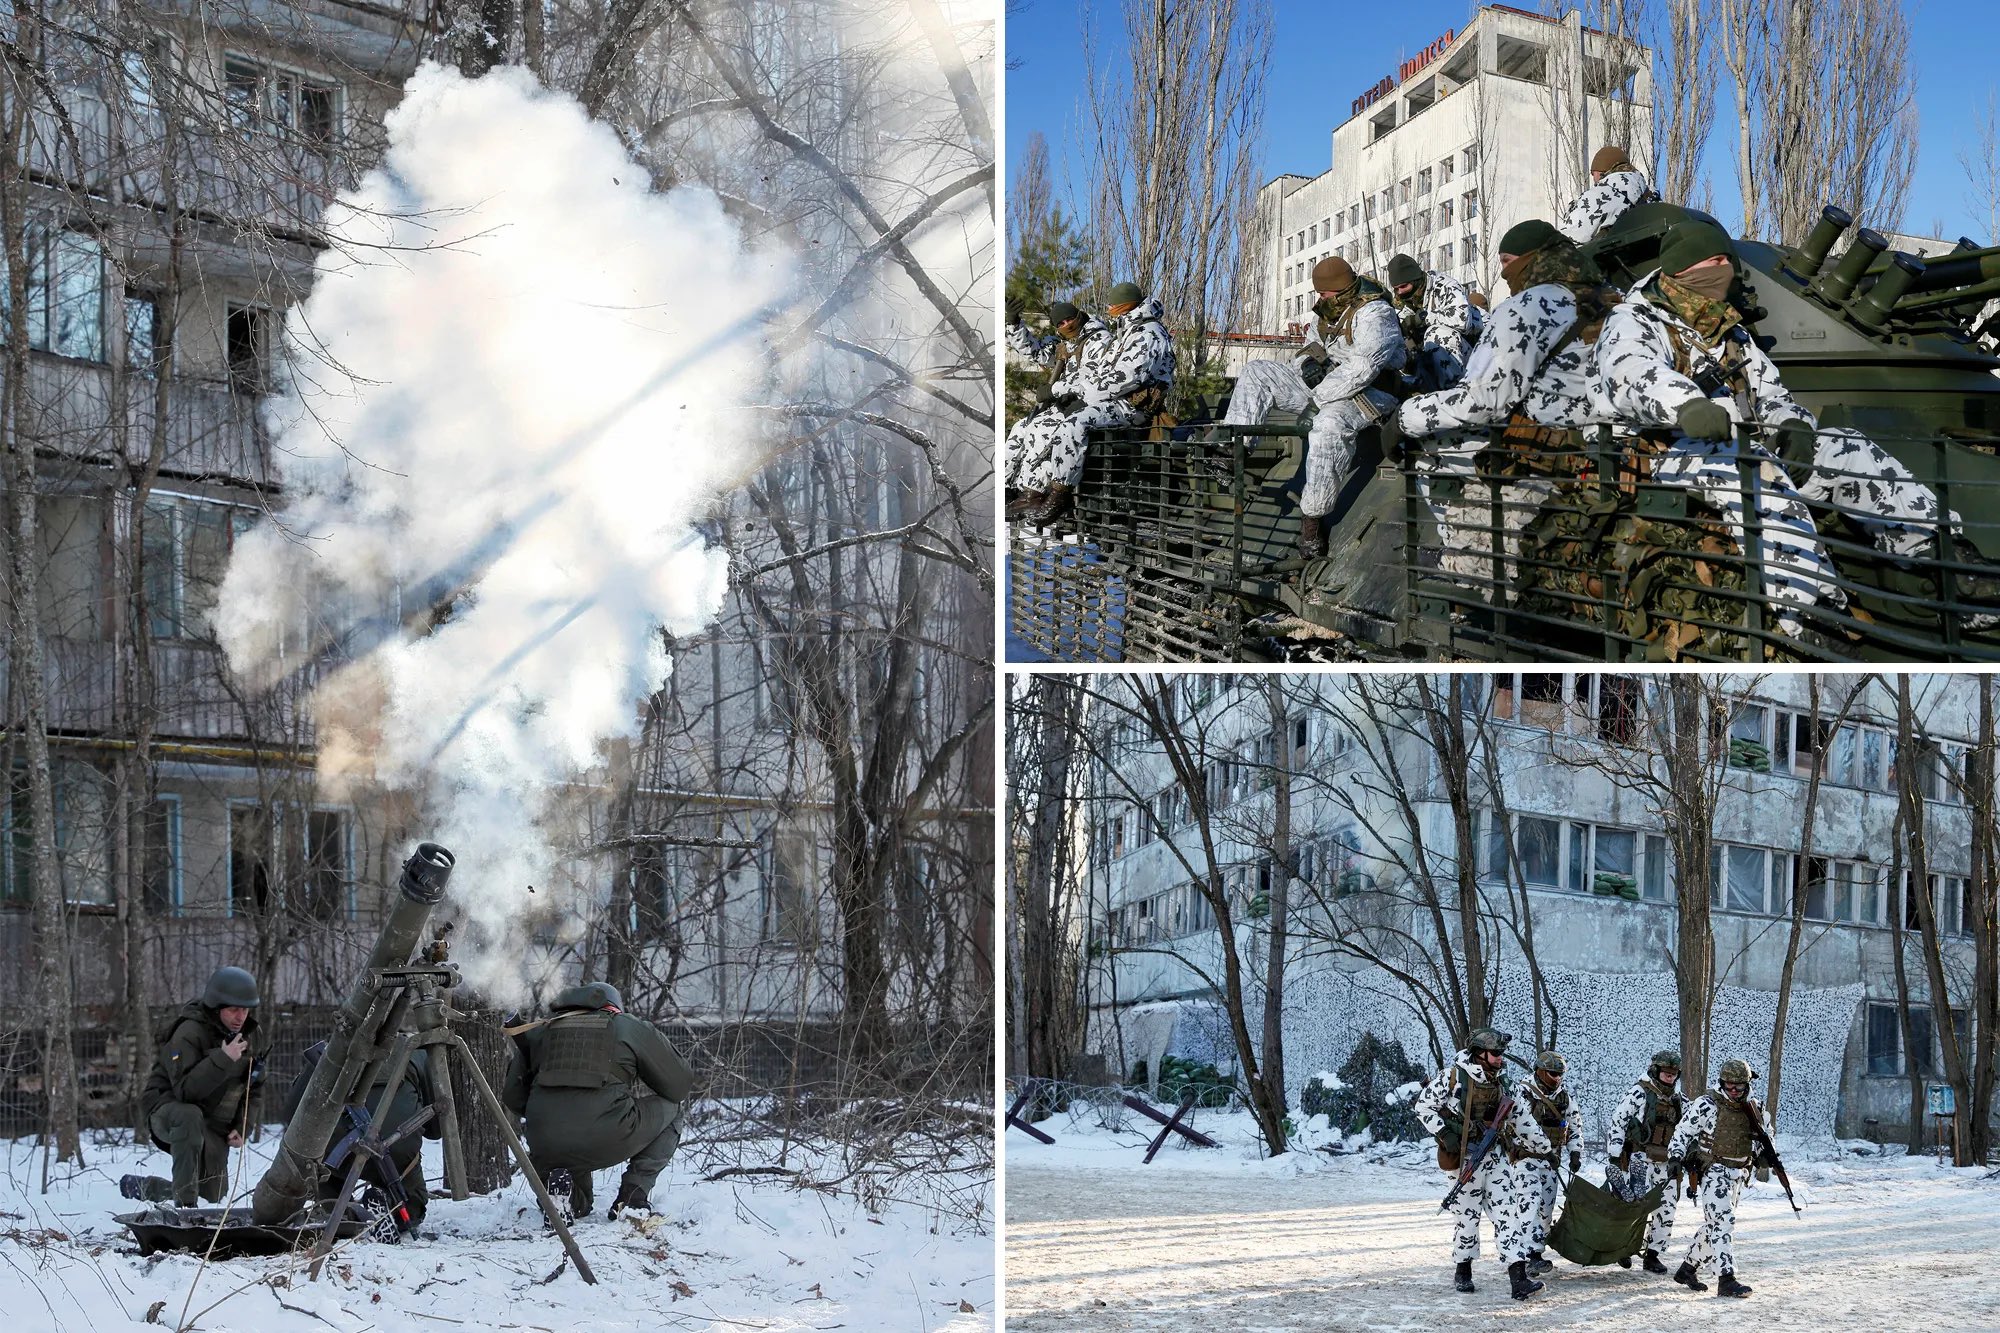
[1008,674,1089,1085]
[1651,0,1716,206]
[1960,88,2000,245]
[1765,674,1871,1120]
[1010,131,1054,263]
[1080,0,1271,377]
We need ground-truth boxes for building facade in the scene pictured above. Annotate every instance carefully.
[1244,6,1653,336]
[0,0,992,1121]
[1077,673,1990,1145]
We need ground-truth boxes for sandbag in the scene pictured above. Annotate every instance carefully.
[1546,1172,1666,1267]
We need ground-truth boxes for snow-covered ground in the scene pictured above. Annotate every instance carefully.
[0,1128,991,1332]
[1004,1105,1998,1330]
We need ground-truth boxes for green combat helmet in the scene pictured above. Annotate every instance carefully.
[1717,1058,1756,1085]
[1536,1051,1567,1075]
[202,966,260,1009]
[1648,1049,1681,1077]
[1467,1026,1512,1054]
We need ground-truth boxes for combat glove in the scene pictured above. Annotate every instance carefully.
[1005,294,1025,325]
[1568,1149,1581,1173]
[1666,1155,1684,1180]
[1674,396,1732,441]
[1055,392,1085,413]
[1035,383,1056,407]
[1771,417,1816,461]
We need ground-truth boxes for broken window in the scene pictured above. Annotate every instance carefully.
[142,797,180,916]
[226,303,272,395]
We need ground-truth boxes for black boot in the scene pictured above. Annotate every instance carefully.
[608,1181,654,1221]
[1031,485,1074,530]
[1508,1260,1543,1300]
[543,1167,576,1225]
[1453,1259,1474,1293]
[1643,1249,1669,1275]
[118,1174,174,1205]
[1005,489,1046,521]
[1617,1255,1632,1269]
[1529,1249,1553,1275]
[1297,514,1327,563]
[1717,1271,1752,1298]
[1674,1261,1709,1293]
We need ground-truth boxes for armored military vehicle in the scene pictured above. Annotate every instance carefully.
[1007,202,2000,662]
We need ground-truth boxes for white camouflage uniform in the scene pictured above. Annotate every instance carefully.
[1414,1054,1551,1267]
[1398,282,1611,581]
[1399,270,1485,391]
[1225,292,1404,518]
[1596,276,1843,636]
[1518,1077,1578,1258]
[1606,1075,1683,1256]
[1599,273,1955,627]
[1023,297,1175,491]
[1667,1092,1760,1278]
[1003,317,1112,491]
[1555,168,1652,243]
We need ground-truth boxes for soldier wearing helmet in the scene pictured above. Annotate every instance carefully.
[122,966,271,1208]
[1518,1050,1581,1277]
[503,981,695,1221]
[1666,1058,1768,1298]
[1412,1026,1552,1301]
[1606,1048,1685,1275]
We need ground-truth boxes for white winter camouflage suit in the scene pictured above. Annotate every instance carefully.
[1003,317,1112,491]
[1519,1077,1579,1258]
[1555,168,1653,243]
[1021,297,1175,492]
[1398,282,1612,582]
[1606,1076,1682,1256]
[1399,269,1485,391]
[1225,292,1405,518]
[1414,1053,1551,1267]
[1597,273,1953,632]
[1667,1092,1761,1278]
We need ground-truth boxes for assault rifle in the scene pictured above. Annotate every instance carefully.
[1745,1101,1803,1215]
[1440,1091,1515,1213]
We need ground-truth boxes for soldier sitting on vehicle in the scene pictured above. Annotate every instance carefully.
[503,981,695,1221]
[1597,220,1978,639]
[1017,281,1176,529]
[1667,1058,1774,1298]
[122,966,271,1208]
[1387,252,1483,392]
[1398,219,1619,585]
[1217,256,1405,561]
[1003,297,1112,520]
[1556,145,1657,243]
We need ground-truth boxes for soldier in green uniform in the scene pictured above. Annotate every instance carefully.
[1519,1051,1581,1275]
[504,981,695,1219]
[1605,1049,1684,1274]
[122,966,271,1207]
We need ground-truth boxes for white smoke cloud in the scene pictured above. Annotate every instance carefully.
[215,63,791,1001]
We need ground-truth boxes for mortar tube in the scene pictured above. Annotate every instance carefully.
[251,843,454,1225]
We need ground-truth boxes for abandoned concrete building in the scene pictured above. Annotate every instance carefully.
[1079,672,1993,1144]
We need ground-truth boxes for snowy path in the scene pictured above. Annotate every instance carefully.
[0,1131,991,1333]
[1003,1117,1997,1330]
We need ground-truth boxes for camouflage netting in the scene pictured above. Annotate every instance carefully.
[1299,1033,1428,1142]
[1515,480,1757,661]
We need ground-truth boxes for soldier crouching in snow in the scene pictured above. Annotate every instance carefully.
[122,966,270,1208]
[1519,1050,1580,1276]
[1607,1048,1684,1275]
[1667,1058,1769,1298]
[1413,1027,1551,1300]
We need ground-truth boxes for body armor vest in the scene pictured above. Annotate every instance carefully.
[1709,1095,1756,1168]
[1639,1079,1682,1161]
[1526,1082,1570,1151]
[538,1011,617,1089]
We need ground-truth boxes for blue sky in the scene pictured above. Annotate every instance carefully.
[1005,0,2000,244]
